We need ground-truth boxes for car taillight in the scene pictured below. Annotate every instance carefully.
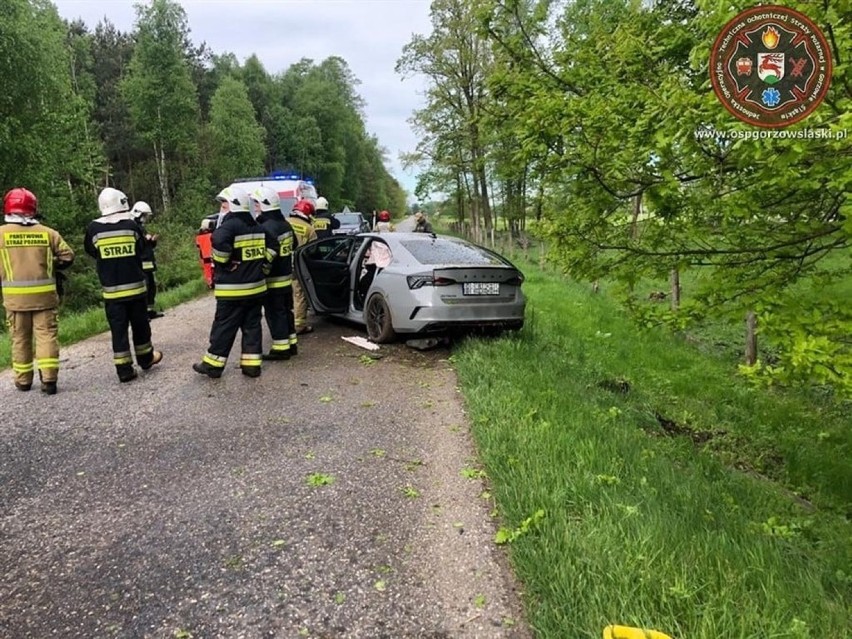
[407,273,456,289]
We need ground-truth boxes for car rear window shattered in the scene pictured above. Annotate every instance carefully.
[400,239,508,266]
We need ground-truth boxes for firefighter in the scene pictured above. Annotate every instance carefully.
[84,187,163,383]
[374,210,394,233]
[250,186,297,359]
[130,201,163,319]
[0,188,74,394]
[193,187,279,379]
[312,196,339,239]
[287,199,317,335]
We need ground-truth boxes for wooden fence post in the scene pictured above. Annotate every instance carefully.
[670,269,681,311]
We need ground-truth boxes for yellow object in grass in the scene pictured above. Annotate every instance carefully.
[603,625,673,639]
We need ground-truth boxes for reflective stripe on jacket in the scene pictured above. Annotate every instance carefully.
[211,211,279,300]
[0,222,74,311]
[259,211,295,289]
[84,218,147,301]
[288,214,317,248]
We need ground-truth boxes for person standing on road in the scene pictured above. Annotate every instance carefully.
[130,201,163,320]
[193,187,279,379]
[413,212,433,234]
[0,188,75,395]
[373,210,394,233]
[312,196,339,240]
[250,186,297,360]
[84,187,163,383]
[287,199,317,335]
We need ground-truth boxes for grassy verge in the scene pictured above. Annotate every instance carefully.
[0,278,210,369]
[452,260,850,638]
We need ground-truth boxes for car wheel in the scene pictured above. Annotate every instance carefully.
[365,294,397,343]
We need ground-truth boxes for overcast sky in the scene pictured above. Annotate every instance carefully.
[51,0,434,196]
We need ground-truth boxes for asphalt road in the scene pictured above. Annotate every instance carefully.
[0,293,531,639]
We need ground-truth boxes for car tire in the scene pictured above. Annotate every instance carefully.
[365,294,397,343]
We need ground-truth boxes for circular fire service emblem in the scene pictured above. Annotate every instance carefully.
[710,5,832,128]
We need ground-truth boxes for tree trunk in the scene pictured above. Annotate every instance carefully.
[745,311,758,365]
[630,191,643,240]
[670,269,681,311]
[154,138,170,212]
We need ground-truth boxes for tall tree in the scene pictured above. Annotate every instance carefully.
[206,76,266,186]
[398,0,495,239]
[122,0,200,211]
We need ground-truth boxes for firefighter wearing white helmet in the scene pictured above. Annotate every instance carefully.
[84,187,163,383]
[250,186,297,359]
[193,186,280,379]
[131,201,163,319]
[312,195,339,240]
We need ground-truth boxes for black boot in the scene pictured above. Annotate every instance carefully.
[193,361,222,379]
[117,365,138,383]
[261,350,290,361]
[241,366,261,378]
[41,382,58,395]
[140,350,163,370]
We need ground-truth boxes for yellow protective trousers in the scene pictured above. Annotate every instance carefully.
[6,308,60,387]
[292,279,309,329]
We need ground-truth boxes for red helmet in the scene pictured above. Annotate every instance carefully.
[3,188,38,218]
[293,199,315,217]
[378,210,390,222]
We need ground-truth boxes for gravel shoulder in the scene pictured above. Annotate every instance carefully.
[0,294,531,639]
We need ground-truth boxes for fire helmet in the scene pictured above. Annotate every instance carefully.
[250,186,281,213]
[98,187,130,216]
[131,201,152,221]
[216,187,250,213]
[315,196,329,212]
[292,199,315,217]
[378,210,390,222]
[3,188,38,218]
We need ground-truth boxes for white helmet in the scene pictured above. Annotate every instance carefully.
[131,201,152,220]
[216,186,250,213]
[98,187,130,216]
[315,196,329,212]
[250,186,281,213]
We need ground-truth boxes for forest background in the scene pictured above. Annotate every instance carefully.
[0,0,408,317]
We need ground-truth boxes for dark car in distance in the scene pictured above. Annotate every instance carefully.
[332,211,371,235]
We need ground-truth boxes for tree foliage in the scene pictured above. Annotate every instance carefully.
[0,0,409,318]
[438,0,851,393]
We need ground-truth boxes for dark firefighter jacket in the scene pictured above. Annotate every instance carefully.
[258,211,295,290]
[139,223,157,272]
[84,214,147,301]
[312,212,340,239]
[211,210,279,300]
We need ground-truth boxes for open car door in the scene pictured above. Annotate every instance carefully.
[294,236,361,314]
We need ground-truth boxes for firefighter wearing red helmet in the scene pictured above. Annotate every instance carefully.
[287,198,318,334]
[0,188,75,394]
[374,210,394,233]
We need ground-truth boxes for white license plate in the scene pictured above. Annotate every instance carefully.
[463,282,500,295]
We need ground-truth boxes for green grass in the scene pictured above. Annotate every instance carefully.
[452,260,851,638]
[0,278,210,369]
